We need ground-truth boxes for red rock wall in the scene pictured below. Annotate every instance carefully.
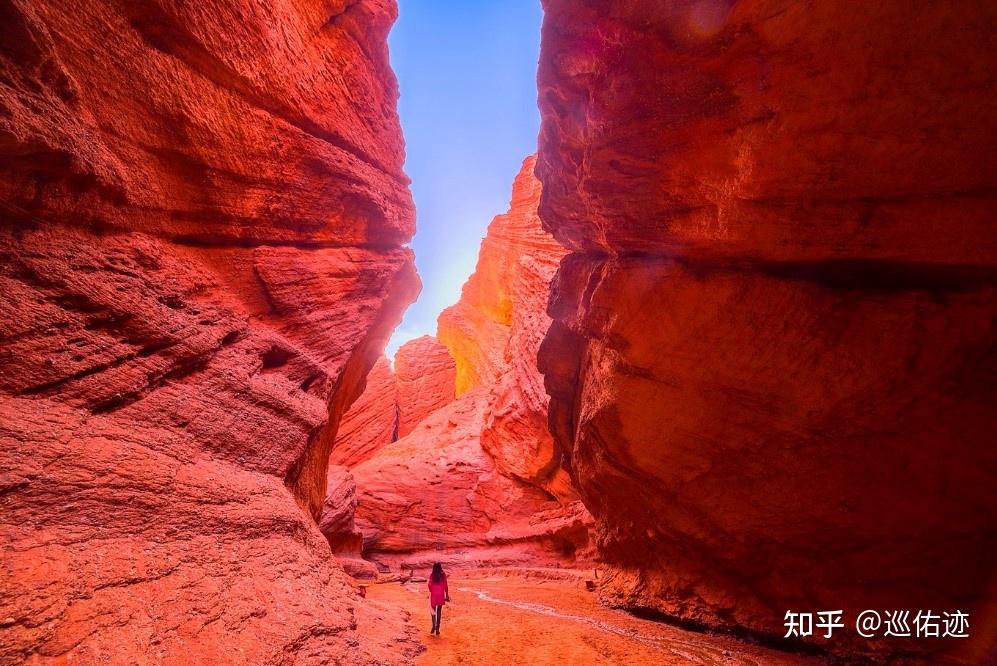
[331,356,399,467]
[323,341,455,562]
[439,156,565,394]
[351,388,591,571]
[394,335,456,437]
[536,0,997,660]
[329,337,455,471]
[0,0,421,663]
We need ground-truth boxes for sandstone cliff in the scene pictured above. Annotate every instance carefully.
[352,388,591,571]
[0,1,420,663]
[536,0,997,661]
[327,157,593,571]
[439,156,575,499]
[329,337,455,472]
[330,356,398,467]
[395,335,457,437]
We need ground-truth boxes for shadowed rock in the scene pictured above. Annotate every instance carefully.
[536,0,997,661]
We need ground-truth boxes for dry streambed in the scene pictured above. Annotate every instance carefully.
[367,576,817,665]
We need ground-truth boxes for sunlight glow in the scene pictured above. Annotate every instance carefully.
[385,0,543,361]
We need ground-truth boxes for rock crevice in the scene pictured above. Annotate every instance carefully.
[322,156,593,573]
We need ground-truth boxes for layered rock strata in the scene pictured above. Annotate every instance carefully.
[394,335,457,437]
[439,155,575,499]
[1,0,420,662]
[536,0,997,660]
[352,388,592,571]
[330,336,456,472]
[330,356,399,467]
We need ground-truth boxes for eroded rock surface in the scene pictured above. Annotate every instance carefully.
[439,156,575,499]
[395,335,456,437]
[1,0,420,663]
[352,389,591,571]
[329,337,456,473]
[536,0,997,660]
[331,356,399,467]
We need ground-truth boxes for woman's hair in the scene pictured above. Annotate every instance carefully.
[430,562,444,583]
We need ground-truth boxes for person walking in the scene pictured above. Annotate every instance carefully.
[427,562,450,635]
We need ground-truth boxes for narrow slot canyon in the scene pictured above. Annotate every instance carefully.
[321,156,594,582]
[1,1,995,665]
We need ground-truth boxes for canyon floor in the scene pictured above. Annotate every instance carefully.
[367,574,818,665]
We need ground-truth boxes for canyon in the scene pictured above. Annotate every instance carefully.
[1,0,994,664]
[321,156,593,574]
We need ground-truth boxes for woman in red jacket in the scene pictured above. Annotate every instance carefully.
[427,562,450,635]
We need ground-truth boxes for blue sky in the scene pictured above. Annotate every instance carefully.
[385,0,543,359]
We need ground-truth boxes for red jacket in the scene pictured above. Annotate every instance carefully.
[428,573,448,607]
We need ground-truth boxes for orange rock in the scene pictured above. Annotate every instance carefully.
[322,337,457,562]
[327,337,455,473]
[439,156,574,498]
[0,0,420,663]
[324,338,456,568]
[536,0,997,660]
[320,465,364,555]
[319,465,380,580]
[395,335,456,436]
[439,156,566,394]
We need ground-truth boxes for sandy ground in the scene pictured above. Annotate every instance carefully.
[367,576,818,665]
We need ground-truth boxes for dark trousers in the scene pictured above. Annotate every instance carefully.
[431,605,443,632]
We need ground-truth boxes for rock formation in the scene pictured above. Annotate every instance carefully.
[318,465,381,579]
[395,335,456,437]
[439,155,574,499]
[352,388,591,571]
[0,0,421,663]
[330,337,455,472]
[327,156,593,571]
[323,339,456,568]
[536,0,997,660]
[330,356,399,467]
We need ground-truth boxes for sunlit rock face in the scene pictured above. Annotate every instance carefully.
[536,0,997,660]
[337,157,593,570]
[439,156,576,500]
[322,341,455,564]
[0,0,421,663]
[439,156,565,395]
[395,335,456,437]
[329,338,455,472]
